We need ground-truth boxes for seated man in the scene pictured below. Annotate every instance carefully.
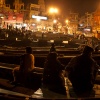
[65,46,100,96]
[12,47,43,87]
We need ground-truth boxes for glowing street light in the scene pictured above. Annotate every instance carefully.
[65,19,69,24]
[49,8,58,14]
[53,19,57,23]
[49,7,59,32]
[49,8,59,20]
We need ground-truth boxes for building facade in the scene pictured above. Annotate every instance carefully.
[92,3,100,38]
[93,6,100,33]
[67,12,79,34]
[0,0,24,29]
[24,0,53,32]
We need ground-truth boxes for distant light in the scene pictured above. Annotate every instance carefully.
[62,41,68,44]
[65,20,69,24]
[49,8,58,13]
[49,8,54,13]
[80,24,83,26]
[54,9,58,13]
[53,20,57,23]
[16,38,18,41]
[43,27,46,29]
[32,24,35,26]
[36,18,40,22]
[1,16,4,19]
[50,40,54,43]
[23,23,27,27]
[32,15,47,20]
[13,16,16,19]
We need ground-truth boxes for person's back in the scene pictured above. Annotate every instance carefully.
[20,53,34,72]
[65,46,99,95]
[12,46,43,89]
[67,55,95,92]
[43,52,66,95]
[13,47,35,84]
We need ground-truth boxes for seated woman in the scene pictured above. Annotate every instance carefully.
[12,47,43,87]
[43,52,66,95]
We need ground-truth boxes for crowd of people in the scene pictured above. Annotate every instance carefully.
[11,43,100,97]
[0,28,100,49]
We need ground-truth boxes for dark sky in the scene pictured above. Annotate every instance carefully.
[6,0,99,16]
[44,0,99,16]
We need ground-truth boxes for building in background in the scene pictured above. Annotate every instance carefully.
[13,0,24,12]
[0,0,10,28]
[66,12,79,34]
[0,0,24,29]
[0,0,100,34]
[24,0,53,32]
[38,0,45,15]
[93,3,100,38]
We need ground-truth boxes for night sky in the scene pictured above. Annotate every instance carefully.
[45,0,99,16]
[6,0,99,16]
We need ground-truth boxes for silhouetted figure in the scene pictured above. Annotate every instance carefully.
[43,52,66,95]
[65,46,99,97]
[42,32,44,39]
[12,47,43,88]
[20,47,35,71]
[50,43,56,52]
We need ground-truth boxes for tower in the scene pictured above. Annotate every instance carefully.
[38,0,45,15]
[13,0,24,12]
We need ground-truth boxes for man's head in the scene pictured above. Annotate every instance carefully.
[47,52,58,61]
[82,46,94,56]
[26,46,33,54]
